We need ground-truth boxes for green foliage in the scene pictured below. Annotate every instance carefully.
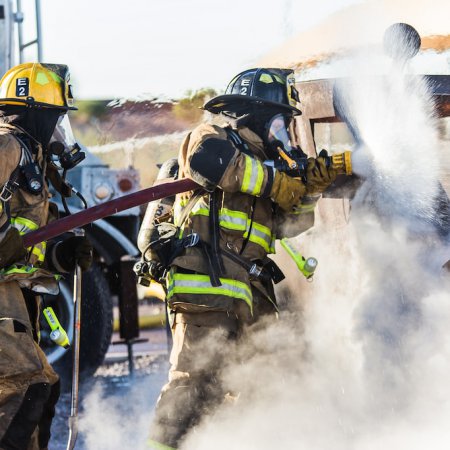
[70,100,112,146]
[172,88,217,124]
[73,100,111,119]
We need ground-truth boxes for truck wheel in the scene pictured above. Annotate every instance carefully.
[41,263,113,385]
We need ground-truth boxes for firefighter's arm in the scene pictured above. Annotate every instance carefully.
[187,124,305,211]
[47,236,93,273]
[0,135,27,268]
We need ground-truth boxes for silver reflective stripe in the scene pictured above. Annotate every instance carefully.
[242,155,264,195]
[190,203,248,232]
[220,208,247,231]
[245,222,275,253]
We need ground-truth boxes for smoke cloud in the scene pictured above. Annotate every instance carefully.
[76,24,450,450]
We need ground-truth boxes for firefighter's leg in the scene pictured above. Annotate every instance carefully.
[0,282,59,450]
[149,311,238,449]
[23,376,59,450]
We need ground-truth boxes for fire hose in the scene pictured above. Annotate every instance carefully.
[23,178,200,247]
[23,150,352,248]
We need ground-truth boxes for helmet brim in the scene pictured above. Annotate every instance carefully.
[0,98,77,111]
[203,94,301,116]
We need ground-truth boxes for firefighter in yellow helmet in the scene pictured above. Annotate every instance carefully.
[145,68,336,449]
[0,63,92,449]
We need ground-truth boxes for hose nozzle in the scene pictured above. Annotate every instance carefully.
[330,151,352,175]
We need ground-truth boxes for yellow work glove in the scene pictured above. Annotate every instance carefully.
[270,170,306,212]
[305,150,337,195]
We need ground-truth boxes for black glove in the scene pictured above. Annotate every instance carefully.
[53,236,93,272]
[0,227,28,269]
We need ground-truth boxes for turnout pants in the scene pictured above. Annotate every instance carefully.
[149,289,276,449]
[0,281,59,450]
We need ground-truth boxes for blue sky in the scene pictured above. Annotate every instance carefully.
[21,0,363,99]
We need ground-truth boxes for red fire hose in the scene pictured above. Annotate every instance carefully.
[23,178,200,247]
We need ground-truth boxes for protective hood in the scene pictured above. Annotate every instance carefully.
[0,105,61,147]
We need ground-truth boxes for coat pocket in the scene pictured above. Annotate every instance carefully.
[0,319,43,378]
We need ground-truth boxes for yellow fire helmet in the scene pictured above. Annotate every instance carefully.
[0,62,77,110]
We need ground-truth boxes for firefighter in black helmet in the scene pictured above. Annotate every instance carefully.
[147,68,336,449]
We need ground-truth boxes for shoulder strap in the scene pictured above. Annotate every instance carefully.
[176,189,203,227]
[225,127,252,156]
[0,136,32,202]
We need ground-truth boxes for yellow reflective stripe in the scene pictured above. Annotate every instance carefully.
[188,197,209,219]
[243,221,275,253]
[1,265,39,275]
[295,203,316,214]
[241,155,264,196]
[219,208,247,231]
[0,264,61,280]
[173,199,183,227]
[242,155,252,192]
[191,207,209,217]
[191,205,248,232]
[11,216,39,234]
[10,217,47,265]
[183,196,275,253]
[247,233,270,252]
[251,221,271,238]
[31,242,46,263]
[167,272,253,312]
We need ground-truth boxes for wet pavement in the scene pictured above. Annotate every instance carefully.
[50,328,170,450]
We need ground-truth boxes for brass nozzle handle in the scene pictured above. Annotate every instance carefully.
[330,151,352,175]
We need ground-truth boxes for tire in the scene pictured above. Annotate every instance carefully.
[40,263,113,385]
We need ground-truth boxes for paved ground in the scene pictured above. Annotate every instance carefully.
[50,328,170,450]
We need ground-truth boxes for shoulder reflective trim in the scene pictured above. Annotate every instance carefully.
[242,155,264,196]
[147,438,177,450]
[31,241,46,263]
[167,272,253,312]
[11,216,47,265]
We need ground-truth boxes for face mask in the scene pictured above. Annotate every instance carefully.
[48,114,85,170]
[266,113,294,152]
